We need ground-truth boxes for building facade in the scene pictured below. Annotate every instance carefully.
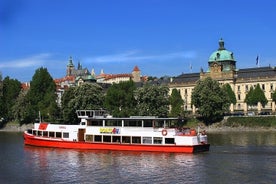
[169,39,276,114]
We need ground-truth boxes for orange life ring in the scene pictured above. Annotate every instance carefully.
[162,129,167,136]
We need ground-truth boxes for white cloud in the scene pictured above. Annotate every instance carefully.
[0,53,52,69]
[85,50,197,63]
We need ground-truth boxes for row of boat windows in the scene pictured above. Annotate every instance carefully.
[27,129,69,139]
[86,135,175,144]
[87,119,177,127]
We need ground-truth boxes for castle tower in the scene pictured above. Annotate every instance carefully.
[132,66,141,82]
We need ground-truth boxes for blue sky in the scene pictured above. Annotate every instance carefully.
[1,0,276,82]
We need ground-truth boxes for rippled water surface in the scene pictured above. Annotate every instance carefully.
[1,132,276,183]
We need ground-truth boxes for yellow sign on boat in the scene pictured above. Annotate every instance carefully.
[100,127,120,134]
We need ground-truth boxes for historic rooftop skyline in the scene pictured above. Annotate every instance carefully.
[1,0,276,82]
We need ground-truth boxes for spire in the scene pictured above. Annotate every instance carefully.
[218,38,225,50]
[67,56,74,67]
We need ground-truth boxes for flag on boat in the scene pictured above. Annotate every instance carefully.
[256,55,259,65]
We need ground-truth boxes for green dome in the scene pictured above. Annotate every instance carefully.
[208,39,235,62]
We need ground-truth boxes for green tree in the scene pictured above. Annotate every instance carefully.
[245,84,268,108]
[222,83,236,105]
[134,84,169,117]
[272,91,276,102]
[27,67,59,122]
[2,77,21,121]
[104,81,137,117]
[12,90,35,124]
[253,84,268,107]
[169,88,184,117]
[244,86,255,107]
[191,77,230,124]
[62,83,104,124]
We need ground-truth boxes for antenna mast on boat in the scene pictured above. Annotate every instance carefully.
[39,111,42,123]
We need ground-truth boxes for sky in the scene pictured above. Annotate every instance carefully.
[1,0,276,82]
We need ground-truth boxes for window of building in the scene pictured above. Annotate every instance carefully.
[262,84,265,90]
[271,84,273,90]
[237,85,240,92]
[238,94,241,100]
[245,85,248,91]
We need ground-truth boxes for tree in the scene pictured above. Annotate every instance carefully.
[253,84,268,107]
[1,77,21,121]
[104,81,137,117]
[272,91,276,103]
[27,67,59,122]
[62,83,104,124]
[191,77,230,124]
[169,88,184,117]
[222,83,236,105]
[245,84,268,108]
[134,84,169,117]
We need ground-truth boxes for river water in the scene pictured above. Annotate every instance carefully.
[0,131,276,184]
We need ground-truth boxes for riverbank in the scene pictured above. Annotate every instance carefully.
[0,123,33,132]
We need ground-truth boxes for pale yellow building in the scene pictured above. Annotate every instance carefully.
[169,39,276,115]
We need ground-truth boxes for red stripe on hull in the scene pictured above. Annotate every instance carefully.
[24,133,210,153]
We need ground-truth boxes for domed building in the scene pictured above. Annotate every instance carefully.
[169,39,276,115]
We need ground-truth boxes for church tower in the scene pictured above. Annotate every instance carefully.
[66,56,75,76]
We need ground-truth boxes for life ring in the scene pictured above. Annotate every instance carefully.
[162,129,167,136]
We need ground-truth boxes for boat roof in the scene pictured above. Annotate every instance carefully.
[76,110,178,120]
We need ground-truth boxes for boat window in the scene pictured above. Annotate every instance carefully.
[88,120,103,126]
[165,138,175,144]
[81,111,86,116]
[27,129,32,134]
[43,131,48,137]
[87,111,94,117]
[63,132,69,138]
[143,120,153,127]
[33,130,37,135]
[153,137,163,144]
[94,135,102,142]
[112,136,121,143]
[103,135,111,142]
[132,136,141,144]
[38,131,42,136]
[154,120,164,128]
[86,135,93,142]
[167,120,178,128]
[124,120,142,127]
[122,136,131,143]
[56,132,62,138]
[105,120,122,126]
[143,137,152,144]
[49,131,55,137]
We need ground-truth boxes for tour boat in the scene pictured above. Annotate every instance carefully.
[24,110,210,153]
